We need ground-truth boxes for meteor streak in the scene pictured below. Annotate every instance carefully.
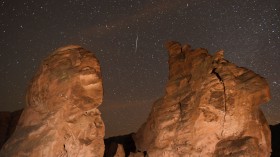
[135,33,138,53]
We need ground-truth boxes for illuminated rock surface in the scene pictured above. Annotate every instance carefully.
[0,42,274,157]
[0,46,105,157]
[134,41,271,157]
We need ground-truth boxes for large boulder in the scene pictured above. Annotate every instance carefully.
[0,45,105,157]
[134,41,271,157]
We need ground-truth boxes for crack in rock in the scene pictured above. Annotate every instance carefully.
[211,68,226,137]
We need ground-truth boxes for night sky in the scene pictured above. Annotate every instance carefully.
[0,0,279,137]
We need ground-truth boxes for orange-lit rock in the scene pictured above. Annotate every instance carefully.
[135,41,271,157]
[128,152,145,157]
[0,45,105,157]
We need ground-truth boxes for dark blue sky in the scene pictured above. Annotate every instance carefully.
[0,0,279,137]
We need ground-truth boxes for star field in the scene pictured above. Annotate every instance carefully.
[0,0,279,137]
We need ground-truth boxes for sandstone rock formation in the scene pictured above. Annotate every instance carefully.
[0,45,105,157]
[0,109,23,149]
[134,41,271,157]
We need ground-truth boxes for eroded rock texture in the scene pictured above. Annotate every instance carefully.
[135,41,271,157]
[0,45,105,157]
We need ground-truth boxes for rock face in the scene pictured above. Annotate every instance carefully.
[0,45,105,157]
[0,109,23,149]
[134,41,271,157]
[128,152,146,157]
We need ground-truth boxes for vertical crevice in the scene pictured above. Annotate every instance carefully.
[63,144,68,154]
[211,68,226,136]
[178,102,184,121]
[179,102,183,114]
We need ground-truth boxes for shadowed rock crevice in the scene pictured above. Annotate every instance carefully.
[211,68,227,137]
[211,68,222,81]
[104,133,136,157]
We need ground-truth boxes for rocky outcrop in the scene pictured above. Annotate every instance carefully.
[134,41,271,156]
[0,109,23,149]
[0,42,274,156]
[0,46,105,157]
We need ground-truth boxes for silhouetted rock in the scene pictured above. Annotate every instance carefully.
[1,45,105,157]
[0,111,10,148]
[104,133,136,157]
[271,124,280,157]
[0,109,23,149]
[6,109,23,138]
[135,41,271,157]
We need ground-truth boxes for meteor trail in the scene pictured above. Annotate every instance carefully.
[135,33,138,53]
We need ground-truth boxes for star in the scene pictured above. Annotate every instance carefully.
[0,0,279,137]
